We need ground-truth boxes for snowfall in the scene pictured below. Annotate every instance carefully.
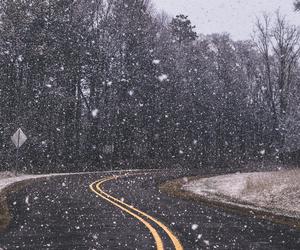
[183,169,300,219]
[0,171,81,194]
[0,172,40,192]
[2,169,300,224]
[0,169,144,194]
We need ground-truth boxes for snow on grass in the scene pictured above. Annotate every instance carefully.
[183,169,300,219]
[0,172,37,191]
[0,171,87,192]
[0,171,16,180]
[0,171,85,194]
[0,171,40,232]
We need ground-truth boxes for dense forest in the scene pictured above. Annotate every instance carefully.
[1,0,300,173]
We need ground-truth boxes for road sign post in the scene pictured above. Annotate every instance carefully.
[11,128,27,174]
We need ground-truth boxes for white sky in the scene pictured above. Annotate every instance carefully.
[152,0,300,40]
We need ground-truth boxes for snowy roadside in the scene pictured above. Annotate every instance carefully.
[0,169,158,232]
[182,169,300,221]
[0,170,99,232]
[0,172,44,192]
[0,171,45,232]
[0,168,160,195]
[0,172,76,195]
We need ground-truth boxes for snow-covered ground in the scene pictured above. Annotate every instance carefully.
[0,171,45,232]
[183,169,300,219]
[0,172,39,192]
[0,171,81,194]
[0,169,155,194]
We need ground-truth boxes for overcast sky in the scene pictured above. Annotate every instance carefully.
[152,0,300,41]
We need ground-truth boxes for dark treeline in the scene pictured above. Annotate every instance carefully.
[1,0,300,173]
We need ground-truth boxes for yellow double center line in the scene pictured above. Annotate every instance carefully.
[89,175,183,250]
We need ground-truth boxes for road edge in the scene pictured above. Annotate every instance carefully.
[0,178,37,232]
[0,168,162,233]
[160,176,300,230]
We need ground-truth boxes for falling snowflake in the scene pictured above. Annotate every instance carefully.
[92,109,99,118]
[18,55,23,62]
[204,240,210,246]
[152,59,160,64]
[158,74,168,82]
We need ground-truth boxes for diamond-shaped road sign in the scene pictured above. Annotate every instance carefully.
[11,128,27,149]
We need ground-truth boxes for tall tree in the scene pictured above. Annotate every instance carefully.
[170,15,198,45]
[254,13,300,154]
[294,0,300,11]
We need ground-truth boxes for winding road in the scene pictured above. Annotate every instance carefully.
[0,169,299,249]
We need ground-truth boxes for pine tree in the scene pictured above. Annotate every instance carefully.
[170,15,198,45]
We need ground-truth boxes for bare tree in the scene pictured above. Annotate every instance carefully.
[254,14,278,135]
[294,0,300,11]
[271,13,300,114]
[255,13,300,117]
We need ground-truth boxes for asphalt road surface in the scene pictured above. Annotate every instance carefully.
[0,169,299,249]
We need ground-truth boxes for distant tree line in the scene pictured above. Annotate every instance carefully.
[0,0,300,173]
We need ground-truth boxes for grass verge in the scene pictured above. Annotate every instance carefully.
[0,192,10,232]
[160,176,300,229]
[0,179,35,233]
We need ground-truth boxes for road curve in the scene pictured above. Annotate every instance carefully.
[90,175,183,250]
[0,169,299,249]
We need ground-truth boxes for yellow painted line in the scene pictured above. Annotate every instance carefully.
[90,174,184,250]
[96,177,183,250]
[90,177,164,250]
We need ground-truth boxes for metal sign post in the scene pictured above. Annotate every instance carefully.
[11,128,27,173]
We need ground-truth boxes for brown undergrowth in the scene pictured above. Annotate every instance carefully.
[0,180,35,232]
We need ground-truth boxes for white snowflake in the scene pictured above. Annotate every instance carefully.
[158,74,168,82]
[204,240,210,246]
[92,109,99,118]
[152,59,160,65]
[18,55,23,62]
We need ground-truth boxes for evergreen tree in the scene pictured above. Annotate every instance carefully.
[170,15,198,45]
